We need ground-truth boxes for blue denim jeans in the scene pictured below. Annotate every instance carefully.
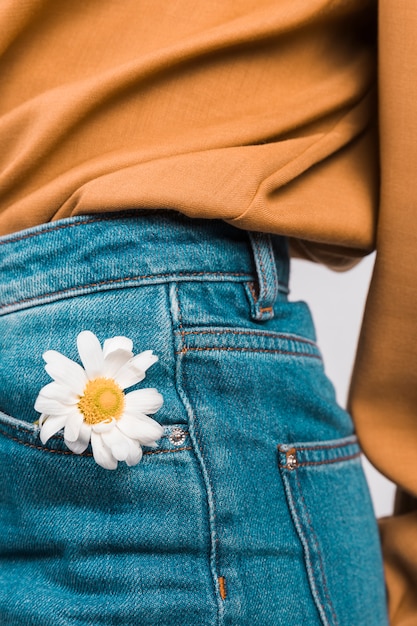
[0,212,388,625]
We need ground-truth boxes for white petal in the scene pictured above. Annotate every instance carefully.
[117,413,164,445]
[91,418,116,433]
[76,331,104,380]
[36,382,78,405]
[113,351,159,388]
[130,351,158,374]
[65,440,87,454]
[65,422,91,454]
[102,349,132,378]
[125,388,164,414]
[43,351,87,395]
[39,414,68,444]
[64,410,84,442]
[34,396,74,417]
[113,363,145,389]
[91,431,118,470]
[101,428,131,461]
[103,336,133,358]
[125,439,143,467]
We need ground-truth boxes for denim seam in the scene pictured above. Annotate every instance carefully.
[294,470,340,626]
[279,470,330,626]
[180,361,224,624]
[0,415,188,440]
[279,440,357,452]
[0,212,170,246]
[254,235,267,302]
[247,280,290,298]
[176,328,319,348]
[0,428,193,457]
[246,280,273,313]
[246,280,290,300]
[0,271,251,312]
[170,283,223,625]
[280,469,334,626]
[267,234,279,300]
[176,346,322,360]
[279,451,361,468]
[247,280,258,303]
[248,233,278,317]
[0,215,119,245]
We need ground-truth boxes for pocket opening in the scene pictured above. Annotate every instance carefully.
[277,435,388,626]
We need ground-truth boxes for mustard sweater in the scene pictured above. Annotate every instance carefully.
[1,1,416,621]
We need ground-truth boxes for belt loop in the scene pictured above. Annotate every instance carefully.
[245,231,279,321]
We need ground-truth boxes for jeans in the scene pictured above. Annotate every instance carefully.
[0,211,388,625]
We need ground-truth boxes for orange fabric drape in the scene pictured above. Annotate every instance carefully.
[2,2,417,622]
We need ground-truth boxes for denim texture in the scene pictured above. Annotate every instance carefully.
[0,212,388,625]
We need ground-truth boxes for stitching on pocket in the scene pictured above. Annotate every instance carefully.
[294,470,340,626]
[279,456,341,626]
[176,346,322,360]
[0,427,193,458]
[176,328,319,348]
[277,436,361,625]
[278,436,360,469]
[279,451,361,469]
[1,271,250,312]
[288,440,356,452]
[279,465,335,626]
[172,282,224,622]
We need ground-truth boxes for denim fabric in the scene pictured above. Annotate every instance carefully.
[0,212,388,625]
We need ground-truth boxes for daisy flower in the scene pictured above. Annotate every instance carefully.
[34,330,164,470]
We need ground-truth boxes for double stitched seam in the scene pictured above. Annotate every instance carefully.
[176,283,186,347]
[0,212,168,246]
[254,235,268,304]
[177,329,319,348]
[294,471,340,626]
[253,234,277,313]
[279,451,361,469]
[182,363,223,620]
[176,346,322,360]
[264,234,278,312]
[285,441,358,452]
[0,427,187,443]
[0,215,120,246]
[1,271,249,311]
[0,428,192,457]
[248,280,258,304]
[278,440,358,453]
[268,235,279,298]
[174,284,223,623]
[248,281,288,303]
[280,472,331,626]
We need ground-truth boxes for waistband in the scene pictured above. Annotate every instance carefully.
[0,210,290,319]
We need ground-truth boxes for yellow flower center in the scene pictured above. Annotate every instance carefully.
[78,377,125,425]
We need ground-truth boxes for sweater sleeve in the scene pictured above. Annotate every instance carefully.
[347,3,417,624]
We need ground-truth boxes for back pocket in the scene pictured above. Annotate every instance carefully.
[277,436,389,626]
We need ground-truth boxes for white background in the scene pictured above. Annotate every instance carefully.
[289,253,395,519]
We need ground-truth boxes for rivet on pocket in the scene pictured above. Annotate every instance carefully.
[285,448,298,471]
[169,427,187,446]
